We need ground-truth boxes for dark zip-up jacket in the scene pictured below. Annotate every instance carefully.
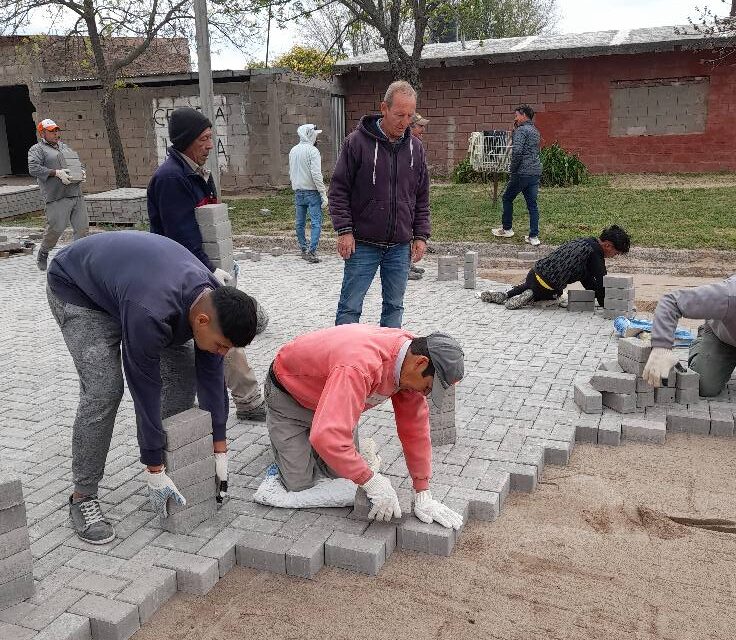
[47,231,227,467]
[328,115,430,245]
[147,147,218,271]
[534,237,607,305]
[509,120,542,176]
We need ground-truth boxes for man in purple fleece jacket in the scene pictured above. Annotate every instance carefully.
[47,231,258,544]
[643,275,736,397]
[329,80,430,328]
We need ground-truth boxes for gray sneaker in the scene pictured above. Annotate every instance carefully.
[69,494,115,544]
[505,289,535,310]
[481,290,507,304]
[37,251,48,271]
[305,251,321,264]
[236,400,267,421]
[408,270,423,280]
[300,249,308,260]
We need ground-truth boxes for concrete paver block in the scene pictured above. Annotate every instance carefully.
[236,531,291,574]
[116,566,177,625]
[397,518,456,557]
[618,337,652,362]
[68,594,140,640]
[0,548,34,585]
[636,390,655,408]
[285,527,331,579]
[486,461,537,492]
[0,474,24,510]
[601,391,636,413]
[618,354,646,375]
[197,528,243,577]
[361,522,397,559]
[32,612,91,640]
[568,289,595,302]
[162,408,212,451]
[163,434,214,471]
[0,503,28,536]
[155,549,219,595]
[167,457,216,490]
[0,572,34,609]
[0,526,31,561]
[710,411,735,436]
[597,420,621,446]
[676,368,699,390]
[655,387,675,404]
[590,371,637,394]
[675,388,700,405]
[160,498,217,534]
[325,531,385,576]
[603,274,634,288]
[574,381,602,414]
[621,417,666,444]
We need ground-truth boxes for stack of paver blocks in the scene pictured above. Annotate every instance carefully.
[84,188,148,224]
[463,251,477,289]
[602,274,635,319]
[567,289,595,313]
[62,150,85,182]
[437,255,457,281]
[161,408,217,534]
[429,385,456,445]
[195,203,234,274]
[0,184,44,219]
[0,474,34,609]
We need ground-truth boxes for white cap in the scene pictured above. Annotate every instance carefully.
[39,119,60,131]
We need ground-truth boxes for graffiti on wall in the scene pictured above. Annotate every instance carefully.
[152,95,228,170]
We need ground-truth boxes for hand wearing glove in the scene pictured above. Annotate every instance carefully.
[642,347,680,388]
[81,169,87,182]
[361,473,401,522]
[321,196,328,210]
[213,268,233,286]
[55,169,72,185]
[146,467,186,518]
[414,490,463,530]
[359,437,382,474]
[214,451,228,503]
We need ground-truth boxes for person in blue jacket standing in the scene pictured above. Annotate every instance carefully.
[47,231,258,544]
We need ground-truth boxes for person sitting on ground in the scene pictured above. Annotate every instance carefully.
[264,324,464,529]
[642,275,736,397]
[47,231,258,544]
[481,224,631,310]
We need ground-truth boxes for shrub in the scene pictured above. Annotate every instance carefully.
[450,156,485,183]
[540,143,589,187]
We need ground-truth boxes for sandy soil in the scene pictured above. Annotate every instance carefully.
[134,434,736,640]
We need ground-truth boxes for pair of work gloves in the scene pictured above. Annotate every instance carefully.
[361,473,463,530]
[145,452,229,517]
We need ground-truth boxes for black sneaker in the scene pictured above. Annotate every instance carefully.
[410,264,425,274]
[300,249,308,261]
[306,251,321,264]
[408,270,423,280]
[37,251,48,271]
[236,400,266,421]
[69,494,115,544]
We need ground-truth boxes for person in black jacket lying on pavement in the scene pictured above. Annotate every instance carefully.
[481,225,631,310]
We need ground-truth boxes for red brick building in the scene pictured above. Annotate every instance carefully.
[335,26,736,174]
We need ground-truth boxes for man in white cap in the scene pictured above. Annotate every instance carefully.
[263,324,465,529]
[28,118,89,271]
[288,124,328,263]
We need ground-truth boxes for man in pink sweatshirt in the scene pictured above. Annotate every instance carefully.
[266,324,464,529]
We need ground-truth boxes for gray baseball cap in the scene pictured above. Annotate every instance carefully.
[427,332,464,408]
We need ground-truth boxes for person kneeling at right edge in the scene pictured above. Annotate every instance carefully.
[263,324,464,528]
[481,225,631,310]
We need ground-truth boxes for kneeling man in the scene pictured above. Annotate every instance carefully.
[265,324,464,529]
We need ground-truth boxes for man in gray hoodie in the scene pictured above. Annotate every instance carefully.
[643,275,736,397]
[288,124,328,263]
[28,118,89,271]
[492,105,542,246]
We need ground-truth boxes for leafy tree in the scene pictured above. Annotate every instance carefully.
[273,44,341,78]
[2,0,259,187]
[676,0,736,62]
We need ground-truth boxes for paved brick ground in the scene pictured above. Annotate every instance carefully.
[0,247,641,637]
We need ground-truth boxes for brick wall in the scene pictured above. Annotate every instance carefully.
[337,50,736,174]
[35,73,336,192]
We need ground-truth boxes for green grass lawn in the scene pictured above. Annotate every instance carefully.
[5,177,735,249]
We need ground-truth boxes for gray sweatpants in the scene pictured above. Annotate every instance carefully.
[264,375,339,492]
[225,348,262,410]
[48,287,196,496]
[40,195,89,254]
[689,323,736,397]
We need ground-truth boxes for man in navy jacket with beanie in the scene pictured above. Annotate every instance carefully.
[148,107,267,422]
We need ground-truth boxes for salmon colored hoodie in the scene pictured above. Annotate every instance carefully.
[272,324,431,491]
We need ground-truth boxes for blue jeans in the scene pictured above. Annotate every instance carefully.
[294,190,322,253]
[502,174,540,238]
[335,242,411,328]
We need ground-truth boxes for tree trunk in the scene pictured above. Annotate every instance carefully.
[101,85,131,188]
[384,37,422,89]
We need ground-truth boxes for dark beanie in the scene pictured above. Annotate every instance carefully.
[169,107,212,152]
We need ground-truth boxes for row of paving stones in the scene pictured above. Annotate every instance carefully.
[1,248,730,639]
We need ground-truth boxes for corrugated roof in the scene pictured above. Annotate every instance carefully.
[335,25,731,71]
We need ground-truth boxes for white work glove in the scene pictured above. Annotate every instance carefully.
[214,452,228,503]
[213,268,232,285]
[321,196,328,210]
[361,473,401,522]
[81,169,87,182]
[642,347,680,388]
[146,468,186,518]
[413,490,463,530]
[55,169,72,185]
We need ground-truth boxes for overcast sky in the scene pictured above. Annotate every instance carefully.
[211,0,724,68]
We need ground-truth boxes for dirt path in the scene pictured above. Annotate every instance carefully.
[134,434,736,640]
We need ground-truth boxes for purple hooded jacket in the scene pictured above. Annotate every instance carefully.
[328,115,430,245]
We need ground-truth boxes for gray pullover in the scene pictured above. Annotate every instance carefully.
[651,275,736,349]
[28,139,83,203]
[509,120,542,176]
